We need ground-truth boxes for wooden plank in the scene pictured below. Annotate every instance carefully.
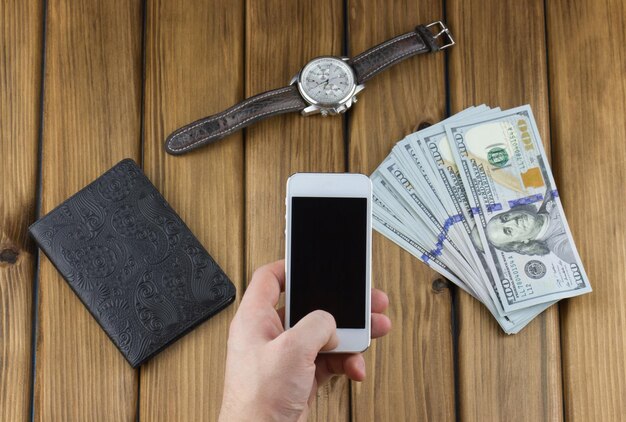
[245,1,348,420]
[139,0,244,420]
[36,0,143,419]
[0,0,42,420]
[447,1,563,420]
[347,2,456,420]
[546,0,626,420]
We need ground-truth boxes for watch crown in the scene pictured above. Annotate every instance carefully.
[353,97,358,103]
[321,110,328,117]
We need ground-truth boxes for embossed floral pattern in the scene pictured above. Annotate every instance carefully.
[29,159,235,367]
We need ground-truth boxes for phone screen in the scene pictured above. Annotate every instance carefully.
[290,196,367,328]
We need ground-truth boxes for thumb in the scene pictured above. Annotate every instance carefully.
[280,310,339,358]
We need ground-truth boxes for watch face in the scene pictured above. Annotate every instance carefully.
[298,57,356,106]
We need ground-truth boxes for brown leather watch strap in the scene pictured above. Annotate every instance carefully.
[165,85,306,155]
[349,25,441,84]
[165,22,453,156]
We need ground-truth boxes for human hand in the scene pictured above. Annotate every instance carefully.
[219,260,391,421]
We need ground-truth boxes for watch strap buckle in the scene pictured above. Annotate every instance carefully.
[425,21,455,50]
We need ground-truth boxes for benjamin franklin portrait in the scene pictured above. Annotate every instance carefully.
[485,191,576,264]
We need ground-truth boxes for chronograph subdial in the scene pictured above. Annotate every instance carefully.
[304,63,350,102]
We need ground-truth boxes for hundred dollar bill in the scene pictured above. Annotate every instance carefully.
[391,142,475,261]
[418,117,513,316]
[373,181,546,334]
[372,172,472,277]
[445,105,591,312]
[394,137,494,288]
[405,112,555,321]
[375,140,550,325]
[413,109,542,318]
[374,160,481,281]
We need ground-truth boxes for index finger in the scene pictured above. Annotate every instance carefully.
[239,260,285,311]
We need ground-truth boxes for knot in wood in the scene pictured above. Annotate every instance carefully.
[415,121,432,132]
[0,248,19,265]
[431,278,449,293]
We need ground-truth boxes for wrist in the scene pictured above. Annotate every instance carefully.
[219,389,275,422]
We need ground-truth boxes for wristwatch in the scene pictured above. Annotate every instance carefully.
[165,21,454,155]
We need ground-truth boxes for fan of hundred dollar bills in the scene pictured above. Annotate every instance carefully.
[372,105,591,334]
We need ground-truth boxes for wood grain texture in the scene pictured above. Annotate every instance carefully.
[140,0,244,420]
[447,1,563,420]
[245,0,349,420]
[547,0,626,420]
[0,0,42,419]
[36,0,142,419]
[347,2,456,421]
[0,0,620,420]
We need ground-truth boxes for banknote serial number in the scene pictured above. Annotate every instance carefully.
[501,254,535,301]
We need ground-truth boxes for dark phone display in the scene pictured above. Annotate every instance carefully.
[290,197,367,328]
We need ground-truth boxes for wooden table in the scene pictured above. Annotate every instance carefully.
[2,0,625,420]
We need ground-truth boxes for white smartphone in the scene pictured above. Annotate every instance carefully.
[285,173,372,353]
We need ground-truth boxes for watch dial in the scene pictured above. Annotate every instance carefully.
[299,58,355,105]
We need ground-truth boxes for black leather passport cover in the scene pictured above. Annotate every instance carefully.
[29,159,235,367]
